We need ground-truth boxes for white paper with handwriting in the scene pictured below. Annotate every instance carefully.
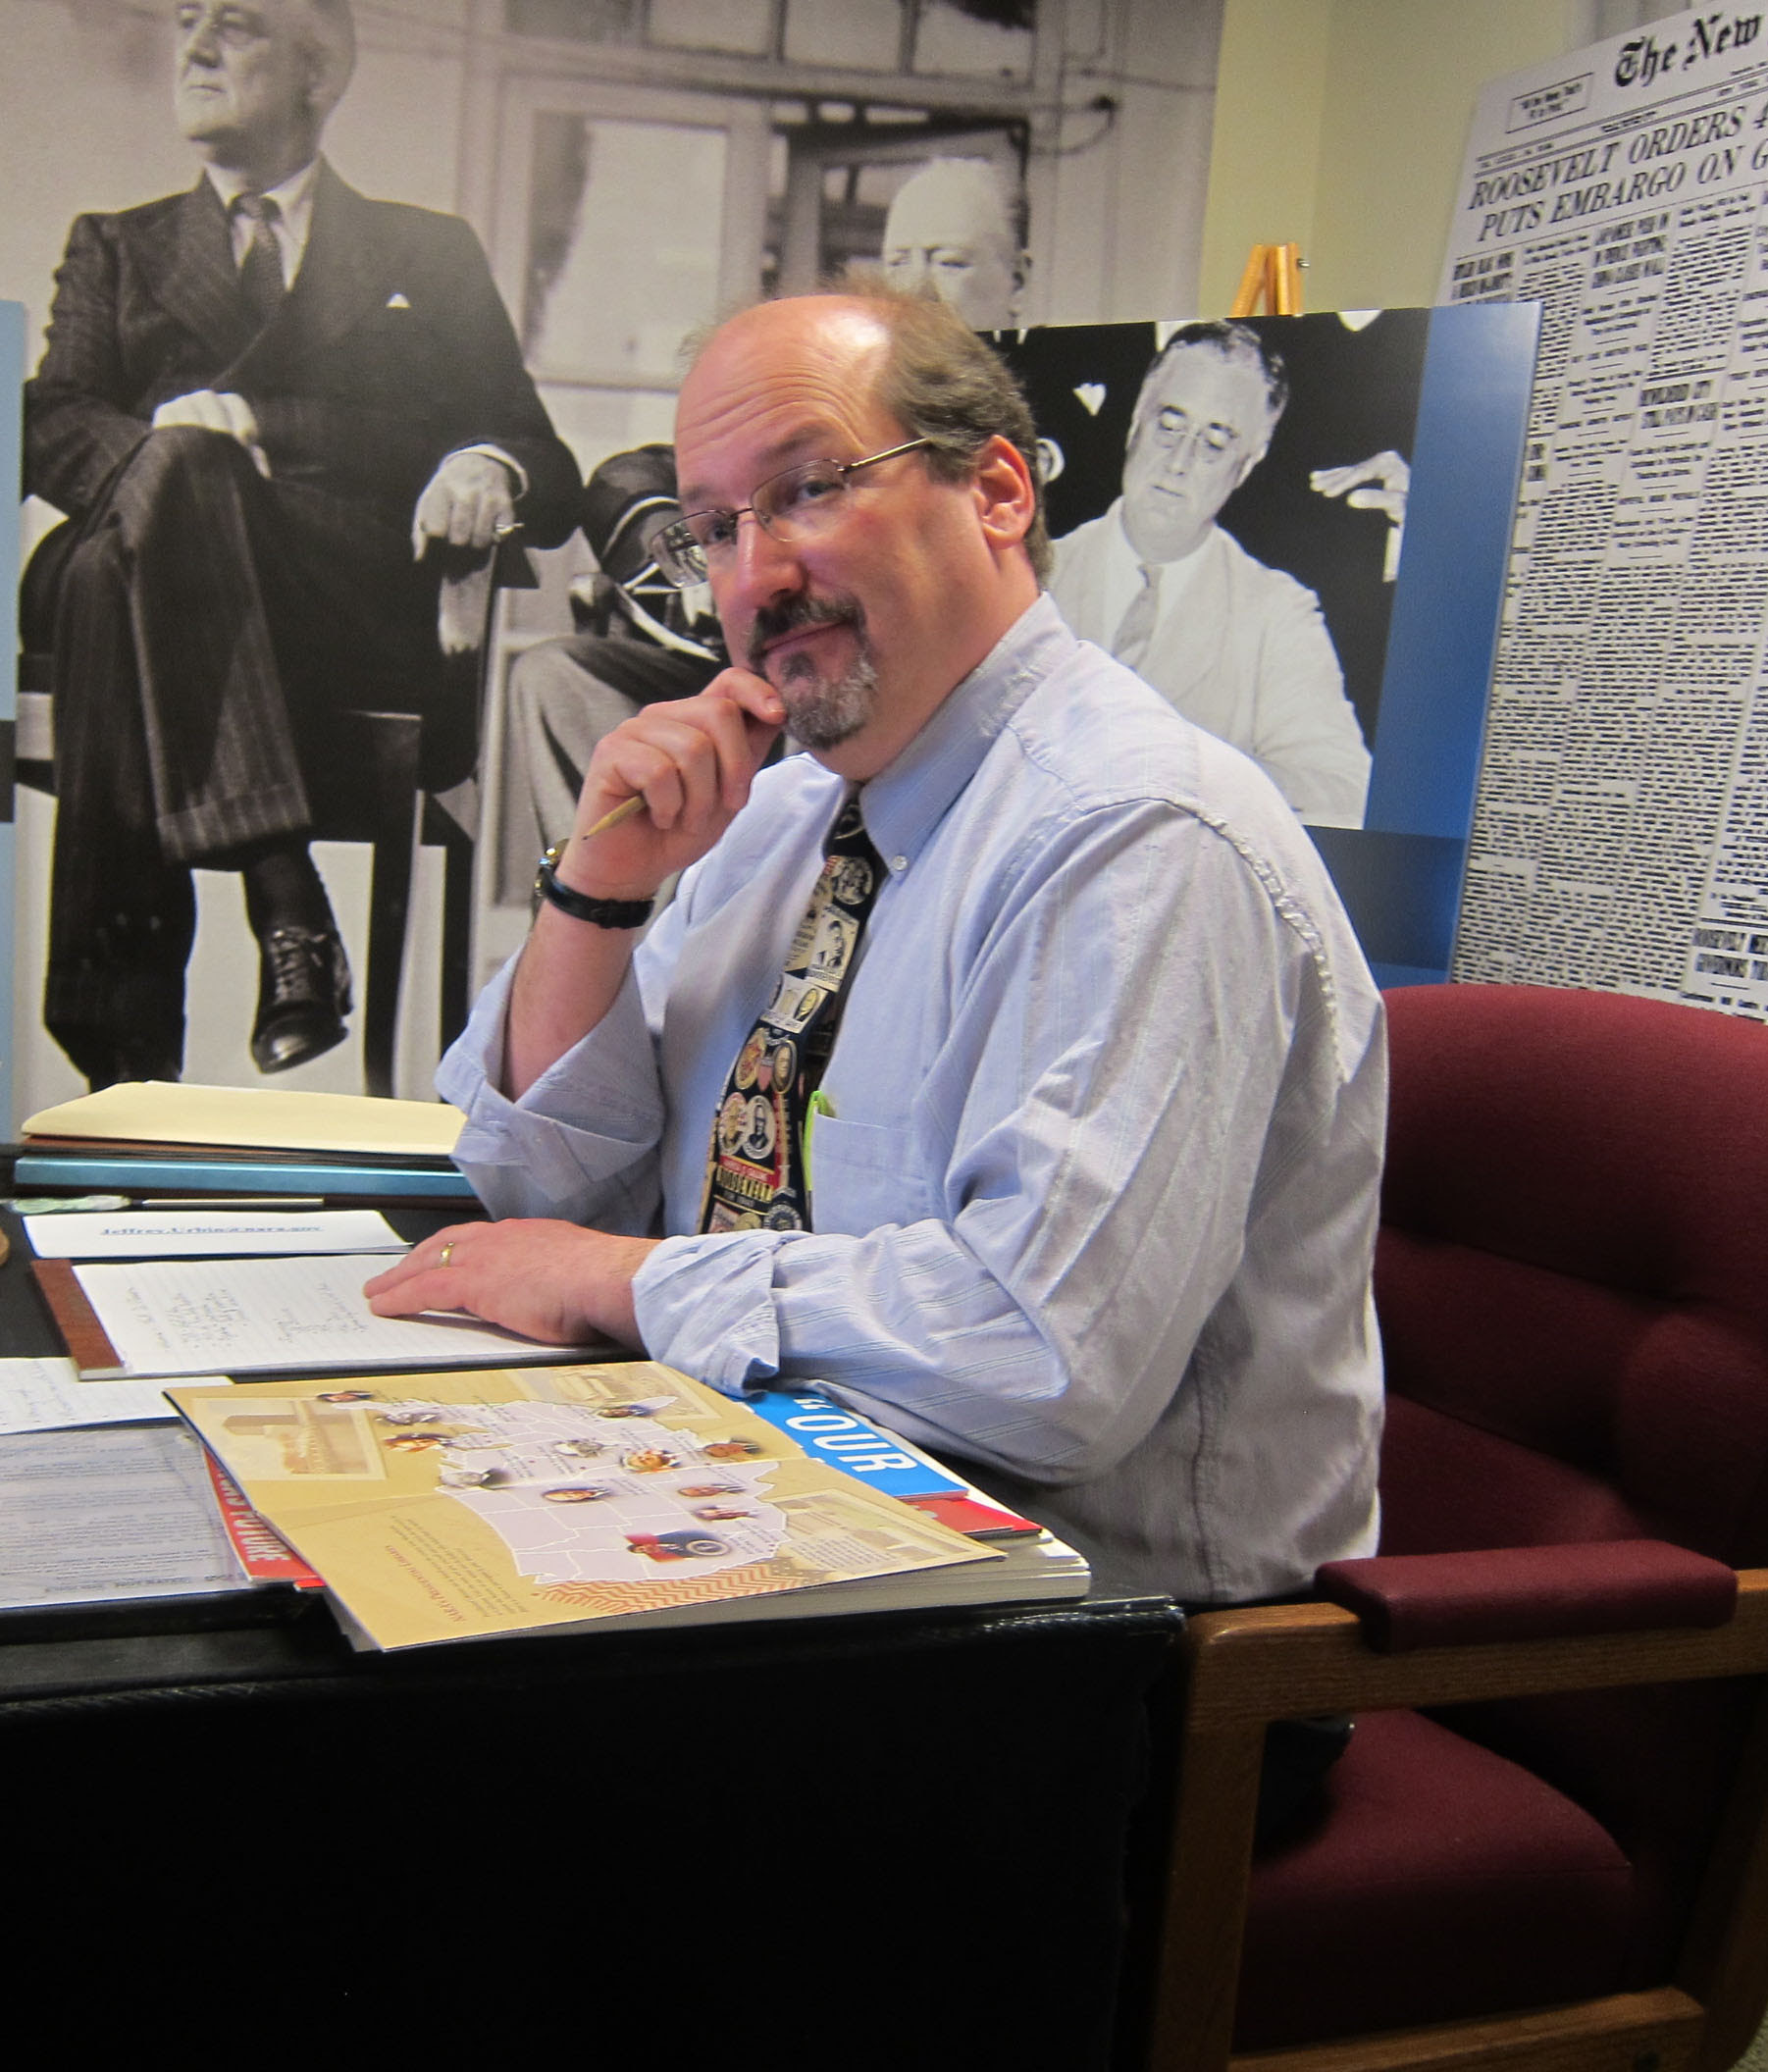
[0,1357,232,1433]
[70,1255,591,1378]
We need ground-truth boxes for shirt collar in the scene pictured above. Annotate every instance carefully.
[205,155,322,254]
[1111,496,1214,574]
[859,593,1076,872]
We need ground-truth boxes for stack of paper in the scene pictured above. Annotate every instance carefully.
[38,1251,595,1381]
[17,1082,475,1200]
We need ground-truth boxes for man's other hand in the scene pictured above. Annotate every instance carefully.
[151,388,270,476]
[363,1219,657,1349]
[1310,449,1412,581]
[411,449,519,557]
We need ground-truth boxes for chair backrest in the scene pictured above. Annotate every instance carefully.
[1374,981,1768,1984]
[1378,982,1768,1566]
[575,441,725,663]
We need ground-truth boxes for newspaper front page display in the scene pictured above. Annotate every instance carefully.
[1439,6,1768,1017]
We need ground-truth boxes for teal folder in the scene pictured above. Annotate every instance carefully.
[12,1154,476,1200]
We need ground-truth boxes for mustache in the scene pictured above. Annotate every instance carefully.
[747,594,866,672]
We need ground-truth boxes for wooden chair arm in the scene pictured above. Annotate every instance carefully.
[1181,1568,1768,1731]
[1146,1570,1768,2072]
[426,533,539,800]
[1316,1539,1737,1650]
[436,532,537,657]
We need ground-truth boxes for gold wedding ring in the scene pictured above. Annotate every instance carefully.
[439,1241,455,1268]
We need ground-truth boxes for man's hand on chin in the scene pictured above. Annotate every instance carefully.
[363,1220,657,1350]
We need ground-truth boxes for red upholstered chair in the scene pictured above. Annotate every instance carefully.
[1143,983,1768,2072]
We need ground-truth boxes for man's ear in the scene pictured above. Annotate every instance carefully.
[1009,249,1033,324]
[306,59,339,113]
[304,39,355,122]
[971,434,1037,551]
[1233,433,1274,495]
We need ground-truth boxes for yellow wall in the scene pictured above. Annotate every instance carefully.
[1199,0,1595,315]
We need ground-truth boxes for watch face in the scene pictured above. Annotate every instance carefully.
[535,844,573,901]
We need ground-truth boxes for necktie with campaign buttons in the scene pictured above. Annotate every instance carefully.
[699,791,885,1235]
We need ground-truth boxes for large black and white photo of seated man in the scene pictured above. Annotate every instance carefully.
[15,0,581,1095]
[1001,310,1430,831]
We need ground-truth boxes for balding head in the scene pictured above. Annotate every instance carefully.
[880,159,1029,330]
[174,0,355,185]
[672,292,1040,779]
[679,285,1047,579]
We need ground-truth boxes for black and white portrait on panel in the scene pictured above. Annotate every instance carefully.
[1001,310,1430,830]
[17,0,581,1097]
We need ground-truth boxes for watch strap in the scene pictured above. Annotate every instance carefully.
[533,846,654,929]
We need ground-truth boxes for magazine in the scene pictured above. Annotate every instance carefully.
[166,1362,1087,1650]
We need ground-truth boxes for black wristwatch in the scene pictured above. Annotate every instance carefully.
[533,845,655,929]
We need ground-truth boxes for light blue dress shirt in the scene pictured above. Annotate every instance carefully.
[442,596,1385,1602]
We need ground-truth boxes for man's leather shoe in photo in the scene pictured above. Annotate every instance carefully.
[251,926,352,1073]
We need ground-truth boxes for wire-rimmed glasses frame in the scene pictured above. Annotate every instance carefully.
[648,438,935,589]
[1143,404,1246,468]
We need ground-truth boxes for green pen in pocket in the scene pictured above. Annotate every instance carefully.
[803,1088,834,1190]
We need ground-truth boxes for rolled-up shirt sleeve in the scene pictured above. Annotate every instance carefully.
[440,951,668,1234]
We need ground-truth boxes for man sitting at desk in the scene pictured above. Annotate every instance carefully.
[365,287,1385,1605]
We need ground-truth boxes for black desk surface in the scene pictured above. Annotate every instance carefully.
[0,1183,1180,2068]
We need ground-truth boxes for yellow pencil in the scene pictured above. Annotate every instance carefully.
[582,794,648,840]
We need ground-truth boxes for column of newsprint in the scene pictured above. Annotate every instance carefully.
[1438,6,1768,1017]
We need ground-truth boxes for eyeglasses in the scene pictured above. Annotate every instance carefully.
[1146,406,1242,464]
[649,439,933,588]
[175,4,266,46]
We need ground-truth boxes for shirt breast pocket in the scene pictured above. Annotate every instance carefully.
[807,1114,935,1236]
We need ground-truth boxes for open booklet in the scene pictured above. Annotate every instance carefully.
[167,1362,1089,1649]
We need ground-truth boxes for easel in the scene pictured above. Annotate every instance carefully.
[1229,242,1304,316]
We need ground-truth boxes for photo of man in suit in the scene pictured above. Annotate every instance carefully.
[22,0,581,1090]
[1048,320,1374,828]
